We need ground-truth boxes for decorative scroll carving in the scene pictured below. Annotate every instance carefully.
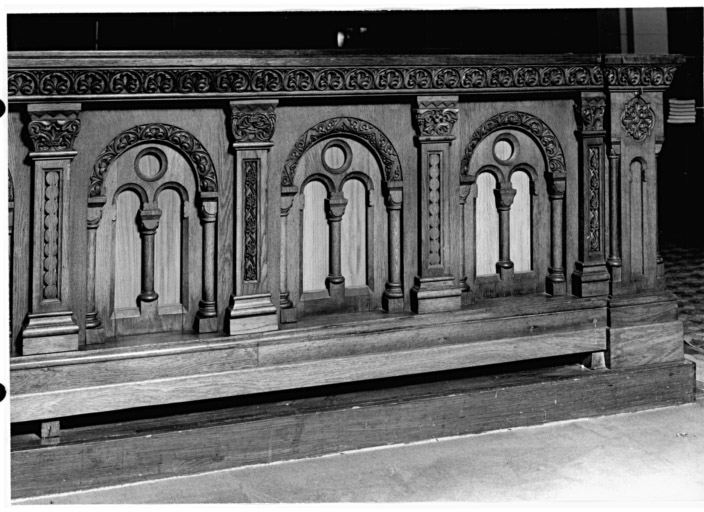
[604,65,678,88]
[414,98,459,137]
[428,153,442,266]
[575,96,606,131]
[243,159,259,282]
[620,95,655,142]
[42,170,61,301]
[8,65,615,99]
[588,146,601,253]
[90,123,218,198]
[282,117,402,188]
[27,110,80,152]
[461,111,566,177]
[230,103,277,143]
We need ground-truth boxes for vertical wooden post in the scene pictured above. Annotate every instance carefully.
[20,104,82,355]
[546,174,567,295]
[607,139,623,291]
[194,192,218,332]
[225,100,279,335]
[382,187,404,312]
[279,193,297,323]
[458,184,471,305]
[494,183,516,282]
[572,93,611,297]
[324,192,348,299]
[410,96,462,314]
[9,171,15,342]
[85,198,106,344]
[654,139,665,283]
[137,204,161,318]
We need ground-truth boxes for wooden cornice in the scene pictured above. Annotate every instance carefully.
[7,52,685,102]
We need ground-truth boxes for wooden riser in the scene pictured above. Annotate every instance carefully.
[11,360,696,500]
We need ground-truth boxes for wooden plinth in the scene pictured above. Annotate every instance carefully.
[10,360,695,500]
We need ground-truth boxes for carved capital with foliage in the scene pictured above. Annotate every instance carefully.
[229,100,278,143]
[27,104,81,152]
[413,96,459,137]
[574,95,606,132]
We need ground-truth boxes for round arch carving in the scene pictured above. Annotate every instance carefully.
[88,123,218,199]
[460,111,566,180]
[281,117,403,189]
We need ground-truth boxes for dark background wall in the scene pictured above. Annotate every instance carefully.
[7,8,703,245]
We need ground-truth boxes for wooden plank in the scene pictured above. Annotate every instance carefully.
[608,321,684,368]
[11,360,695,499]
[11,329,605,423]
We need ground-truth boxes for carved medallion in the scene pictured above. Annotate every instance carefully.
[620,95,655,142]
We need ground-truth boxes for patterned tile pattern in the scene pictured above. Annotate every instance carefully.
[662,243,704,347]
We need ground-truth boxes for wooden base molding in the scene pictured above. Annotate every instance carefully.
[225,293,279,335]
[11,360,695,499]
[410,276,462,314]
[21,312,79,355]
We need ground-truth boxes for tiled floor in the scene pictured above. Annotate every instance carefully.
[662,242,704,346]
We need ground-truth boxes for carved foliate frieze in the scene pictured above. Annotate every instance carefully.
[8,65,615,99]
[28,110,81,152]
[575,96,606,132]
[620,95,655,142]
[243,159,259,282]
[588,146,601,253]
[282,117,402,188]
[90,123,218,198]
[414,98,459,137]
[461,111,566,178]
[604,65,678,88]
[230,102,277,143]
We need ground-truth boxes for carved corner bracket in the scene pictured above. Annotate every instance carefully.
[574,95,606,132]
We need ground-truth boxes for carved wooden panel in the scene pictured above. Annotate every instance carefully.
[475,172,499,276]
[510,170,532,272]
[154,188,184,306]
[114,190,142,309]
[340,178,368,288]
[302,181,329,292]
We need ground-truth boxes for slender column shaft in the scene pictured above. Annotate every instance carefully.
[138,207,161,304]
[325,194,347,288]
[280,196,294,308]
[546,174,566,295]
[85,207,103,329]
[495,185,516,271]
[199,198,217,318]
[459,185,470,293]
[384,189,403,300]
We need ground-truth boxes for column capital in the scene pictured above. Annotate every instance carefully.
[139,206,162,233]
[384,188,403,210]
[574,93,606,133]
[27,103,82,153]
[494,184,517,211]
[229,99,278,143]
[325,193,348,221]
[413,96,459,139]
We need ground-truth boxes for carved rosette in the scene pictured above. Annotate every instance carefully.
[243,159,259,282]
[230,103,277,143]
[575,96,606,132]
[28,110,81,152]
[588,146,601,253]
[620,95,655,142]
